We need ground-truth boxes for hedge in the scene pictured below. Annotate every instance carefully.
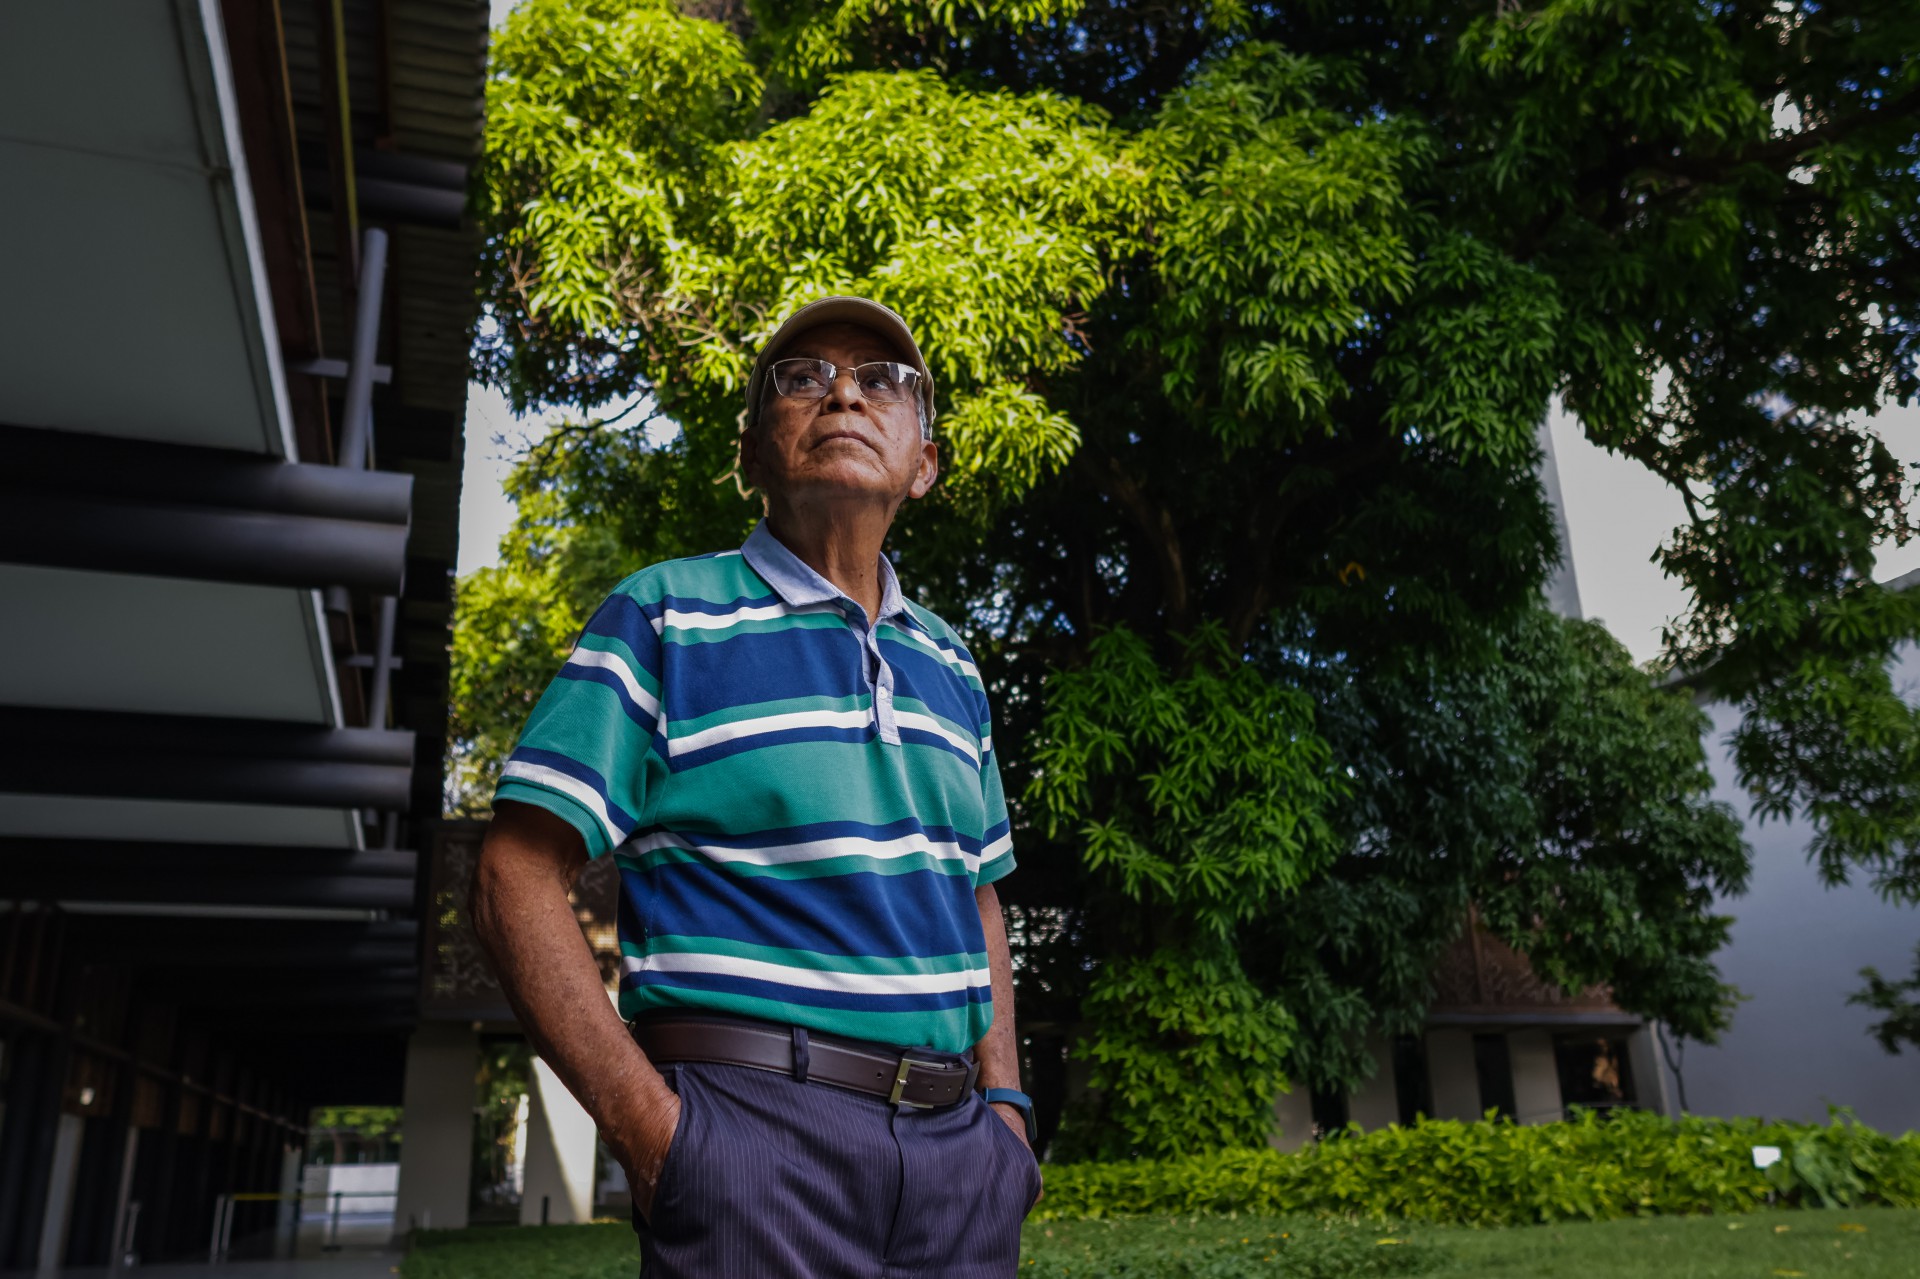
[1031,1109,1920,1226]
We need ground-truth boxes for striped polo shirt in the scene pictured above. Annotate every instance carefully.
[493,521,1014,1053]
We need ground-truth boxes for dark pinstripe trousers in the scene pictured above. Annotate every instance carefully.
[633,1060,1042,1278]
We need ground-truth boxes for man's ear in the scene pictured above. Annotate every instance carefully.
[907,439,939,500]
[738,425,761,490]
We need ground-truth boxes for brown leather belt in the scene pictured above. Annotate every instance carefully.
[631,1014,979,1109]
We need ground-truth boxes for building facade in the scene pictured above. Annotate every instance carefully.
[0,0,488,1266]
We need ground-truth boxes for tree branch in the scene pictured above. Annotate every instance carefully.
[1072,446,1191,632]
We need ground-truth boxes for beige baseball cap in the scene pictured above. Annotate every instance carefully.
[744,296,935,435]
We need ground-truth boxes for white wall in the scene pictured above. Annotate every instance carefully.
[1673,660,1920,1134]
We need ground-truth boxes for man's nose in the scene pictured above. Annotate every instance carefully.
[823,368,868,412]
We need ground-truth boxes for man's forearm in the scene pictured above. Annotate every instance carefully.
[472,804,677,1192]
[973,883,1022,1092]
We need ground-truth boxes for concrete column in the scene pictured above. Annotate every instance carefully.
[108,1128,139,1268]
[1425,1030,1480,1121]
[272,1143,301,1258]
[1347,1037,1399,1132]
[394,1021,479,1236]
[36,1113,84,1271]
[1508,1030,1564,1125]
[1270,1084,1313,1153]
[519,1057,598,1225]
[1626,1024,1674,1117]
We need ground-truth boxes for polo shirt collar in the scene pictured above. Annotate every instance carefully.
[741,520,910,626]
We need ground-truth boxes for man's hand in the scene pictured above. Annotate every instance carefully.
[612,1090,684,1223]
[471,803,687,1224]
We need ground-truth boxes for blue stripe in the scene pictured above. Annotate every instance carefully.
[506,746,639,833]
[555,663,661,736]
[628,862,983,958]
[884,643,986,737]
[664,627,866,720]
[672,724,879,771]
[656,590,781,619]
[580,594,663,680]
[895,726,984,768]
[623,968,991,1013]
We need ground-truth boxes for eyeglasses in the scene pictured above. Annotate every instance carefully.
[769,358,922,407]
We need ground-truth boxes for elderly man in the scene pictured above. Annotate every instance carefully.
[472,297,1040,1278]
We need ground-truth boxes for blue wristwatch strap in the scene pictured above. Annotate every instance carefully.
[982,1087,1037,1143]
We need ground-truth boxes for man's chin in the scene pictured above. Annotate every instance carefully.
[781,463,898,499]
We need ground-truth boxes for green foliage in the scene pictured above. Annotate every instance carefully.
[1253,607,1746,1098]
[447,446,636,812]
[308,1105,403,1165]
[1073,947,1298,1159]
[462,0,1920,1152]
[1034,1111,1920,1226]
[1033,625,1342,934]
[308,1105,402,1140]
[1851,941,1920,1055]
[1029,624,1343,1155]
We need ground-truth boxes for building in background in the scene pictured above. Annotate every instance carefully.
[1280,423,1920,1146]
[0,0,486,1266]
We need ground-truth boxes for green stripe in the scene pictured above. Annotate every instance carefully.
[669,692,865,737]
[494,782,615,858]
[617,988,988,1055]
[665,740,982,830]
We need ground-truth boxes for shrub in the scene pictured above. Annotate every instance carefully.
[1032,1109,1920,1226]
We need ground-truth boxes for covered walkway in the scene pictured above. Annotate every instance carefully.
[0,0,486,1268]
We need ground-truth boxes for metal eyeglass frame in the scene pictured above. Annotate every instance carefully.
[767,358,930,438]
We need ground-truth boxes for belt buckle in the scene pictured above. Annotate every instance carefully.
[887,1053,960,1108]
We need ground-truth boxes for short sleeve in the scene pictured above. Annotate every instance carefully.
[974,704,1016,887]
[492,579,664,858]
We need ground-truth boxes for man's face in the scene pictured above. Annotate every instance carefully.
[741,321,938,512]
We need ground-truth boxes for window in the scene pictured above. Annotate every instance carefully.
[1472,1033,1516,1119]
[1309,1085,1349,1140]
[1392,1034,1432,1125]
[1554,1035,1636,1113]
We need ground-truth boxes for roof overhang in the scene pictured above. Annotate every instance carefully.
[0,0,360,850]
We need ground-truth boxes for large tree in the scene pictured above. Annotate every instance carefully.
[458,0,1920,1156]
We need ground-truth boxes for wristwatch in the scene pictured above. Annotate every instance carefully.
[981,1087,1037,1144]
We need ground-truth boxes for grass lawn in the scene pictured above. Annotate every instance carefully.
[404,1207,1920,1279]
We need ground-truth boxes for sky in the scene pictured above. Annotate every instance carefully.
[1549,399,1920,664]
[465,0,1920,665]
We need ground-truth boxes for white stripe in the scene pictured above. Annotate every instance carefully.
[893,625,982,683]
[671,707,871,756]
[663,601,790,630]
[624,827,979,870]
[659,599,841,634]
[981,831,1013,863]
[565,645,659,721]
[625,951,993,996]
[500,761,625,846]
[893,710,981,765]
